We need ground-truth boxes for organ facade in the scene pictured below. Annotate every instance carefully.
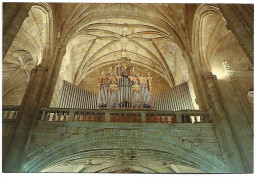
[98,57,152,109]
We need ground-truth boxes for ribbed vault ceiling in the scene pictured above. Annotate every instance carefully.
[3,5,49,105]
[61,3,190,89]
[2,3,251,106]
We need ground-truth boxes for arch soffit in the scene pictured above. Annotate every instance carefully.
[23,129,225,173]
[192,4,234,74]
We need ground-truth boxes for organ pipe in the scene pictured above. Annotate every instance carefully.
[98,57,152,109]
[152,82,195,111]
[59,77,194,111]
[59,80,98,109]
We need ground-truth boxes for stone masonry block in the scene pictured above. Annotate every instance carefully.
[177,132,196,137]
[188,128,210,132]
[185,137,217,143]
[45,126,55,133]
[77,127,89,134]
[182,141,192,149]
[171,128,186,132]
[202,142,220,149]
[195,131,215,137]
[103,130,112,137]
[34,138,54,146]
[67,127,78,133]
[45,133,63,139]
[208,148,222,156]
[33,132,46,139]
[119,129,128,136]
[34,126,46,133]
[163,134,171,143]
[55,127,66,133]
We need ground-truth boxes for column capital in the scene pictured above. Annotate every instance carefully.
[32,65,48,73]
[203,72,215,79]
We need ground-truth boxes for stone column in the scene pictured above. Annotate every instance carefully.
[182,51,207,110]
[204,72,247,173]
[218,4,254,64]
[3,3,33,58]
[43,46,67,107]
[3,65,48,172]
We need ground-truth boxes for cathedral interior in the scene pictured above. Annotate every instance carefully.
[2,3,254,173]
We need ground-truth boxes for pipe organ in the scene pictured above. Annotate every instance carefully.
[59,80,98,109]
[98,57,152,109]
[152,82,194,111]
[58,60,195,111]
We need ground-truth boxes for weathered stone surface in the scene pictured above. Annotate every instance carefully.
[55,127,66,133]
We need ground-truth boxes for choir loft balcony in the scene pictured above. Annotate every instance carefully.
[2,106,223,173]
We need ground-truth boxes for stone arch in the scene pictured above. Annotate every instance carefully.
[31,3,54,65]
[22,129,225,173]
[192,4,224,74]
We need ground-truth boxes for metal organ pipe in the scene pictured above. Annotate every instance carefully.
[186,83,193,109]
[184,84,189,109]
[176,84,182,110]
[167,88,171,110]
[170,88,174,111]
[152,82,195,111]
[59,81,65,108]
[83,89,86,109]
[80,88,84,109]
[75,87,80,108]
[166,89,169,110]
[58,80,98,109]
[181,84,187,110]
[87,91,90,109]
[67,82,72,108]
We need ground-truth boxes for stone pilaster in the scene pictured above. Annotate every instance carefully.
[3,65,48,172]
[182,51,207,110]
[204,72,247,173]
[3,3,33,58]
[218,4,254,64]
[43,46,67,107]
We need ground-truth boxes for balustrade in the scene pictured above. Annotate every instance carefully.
[110,112,142,123]
[2,106,212,124]
[2,106,19,121]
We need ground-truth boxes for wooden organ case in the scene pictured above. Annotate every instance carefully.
[98,57,152,109]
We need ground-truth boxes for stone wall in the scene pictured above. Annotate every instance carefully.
[15,121,225,172]
[216,72,253,171]
[2,121,16,163]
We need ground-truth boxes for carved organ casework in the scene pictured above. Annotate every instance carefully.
[98,57,152,109]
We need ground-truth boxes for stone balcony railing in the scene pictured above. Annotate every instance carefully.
[2,105,20,122]
[2,106,212,124]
